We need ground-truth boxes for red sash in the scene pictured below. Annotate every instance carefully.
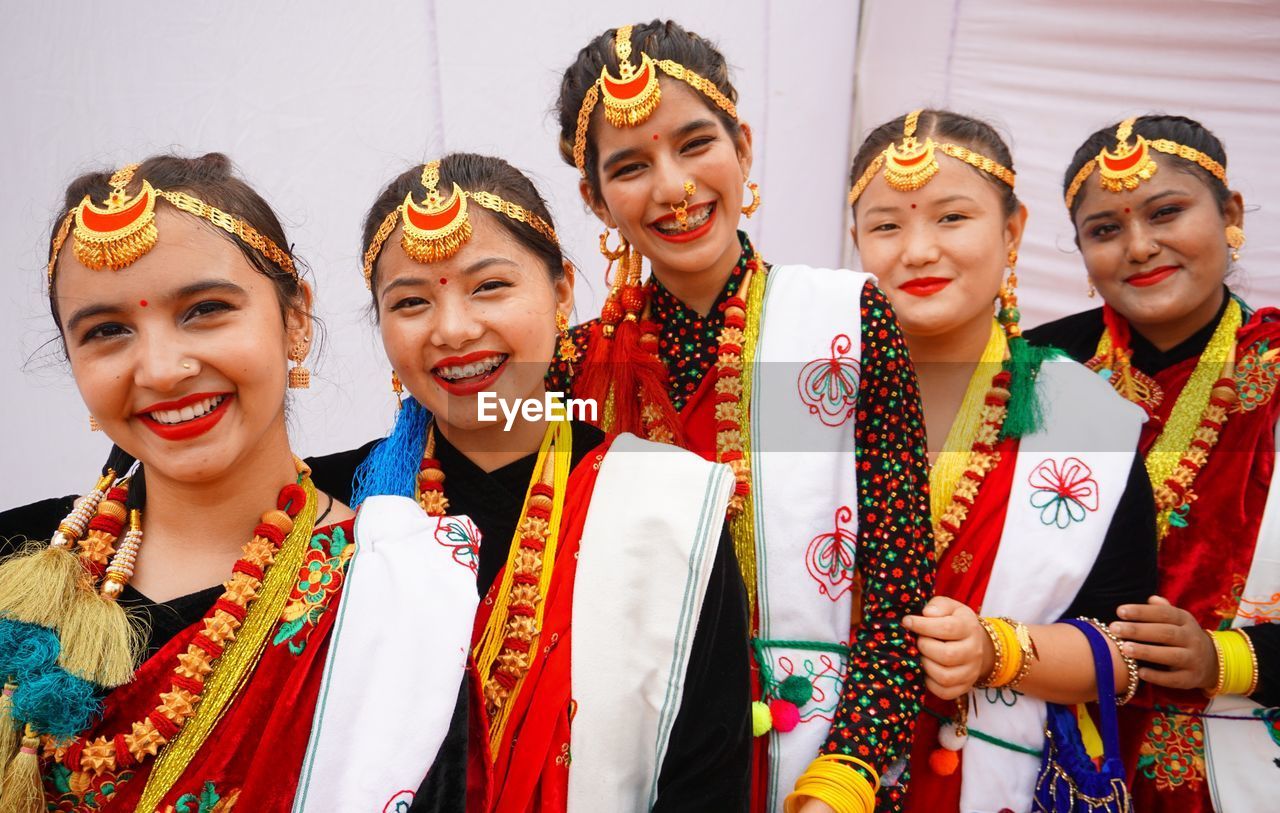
[466,439,612,813]
[903,438,1019,813]
[41,519,356,813]
[1122,310,1280,813]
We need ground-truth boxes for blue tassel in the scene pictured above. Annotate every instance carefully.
[0,620,60,682]
[350,398,431,507]
[11,669,100,740]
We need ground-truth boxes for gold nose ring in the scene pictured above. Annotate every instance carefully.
[671,180,697,230]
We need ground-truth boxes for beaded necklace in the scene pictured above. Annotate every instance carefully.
[637,251,766,619]
[931,372,1012,563]
[416,420,571,753]
[49,462,317,808]
[1091,300,1242,541]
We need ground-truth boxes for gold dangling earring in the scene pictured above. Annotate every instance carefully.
[996,248,1022,339]
[391,370,404,410]
[599,226,627,262]
[556,311,579,374]
[1226,225,1246,263]
[1087,281,1097,299]
[89,415,102,432]
[288,338,311,389]
[741,180,761,218]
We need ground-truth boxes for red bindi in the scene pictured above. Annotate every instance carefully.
[439,277,448,285]
[139,299,148,307]
[910,204,916,209]
[1124,208,1130,213]
[652,133,659,140]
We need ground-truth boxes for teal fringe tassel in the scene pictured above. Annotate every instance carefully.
[1000,337,1063,440]
[12,669,100,741]
[0,620,59,682]
[350,398,431,507]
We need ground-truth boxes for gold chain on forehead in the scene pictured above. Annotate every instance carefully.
[1064,117,1228,209]
[848,110,1015,206]
[48,163,296,285]
[571,24,738,179]
[361,160,560,288]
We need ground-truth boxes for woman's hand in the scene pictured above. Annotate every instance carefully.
[1110,595,1218,691]
[793,799,837,813]
[905,596,992,700]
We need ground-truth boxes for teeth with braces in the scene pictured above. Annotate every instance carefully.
[656,203,713,234]
[435,355,506,381]
[147,395,226,425]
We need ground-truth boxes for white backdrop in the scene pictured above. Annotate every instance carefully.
[2,0,1276,505]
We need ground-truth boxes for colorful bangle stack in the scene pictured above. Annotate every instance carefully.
[785,754,880,813]
[976,617,1038,689]
[1207,629,1260,697]
[1081,617,1140,705]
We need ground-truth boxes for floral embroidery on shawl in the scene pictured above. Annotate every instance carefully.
[1138,711,1206,791]
[805,506,858,601]
[1232,338,1279,413]
[435,515,480,574]
[273,525,353,654]
[46,761,137,810]
[163,781,240,812]
[797,334,861,427]
[1028,457,1100,528]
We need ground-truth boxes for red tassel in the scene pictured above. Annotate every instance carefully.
[574,320,683,442]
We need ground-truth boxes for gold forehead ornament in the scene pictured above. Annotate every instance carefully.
[1064,117,1228,209]
[571,24,738,178]
[48,163,296,285]
[848,110,1015,206]
[361,160,559,288]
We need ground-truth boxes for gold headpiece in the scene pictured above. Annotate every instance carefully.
[48,163,297,284]
[1064,117,1228,209]
[572,24,738,178]
[362,160,560,288]
[848,110,1016,205]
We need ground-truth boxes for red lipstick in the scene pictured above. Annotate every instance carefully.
[136,392,233,442]
[432,353,509,397]
[899,277,952,297]
[1126,266,1177,288]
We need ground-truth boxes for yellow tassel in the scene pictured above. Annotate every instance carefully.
[0,547,82,630]
[0,726,43,813]
[0,684,18,769]
[56,574,143,689]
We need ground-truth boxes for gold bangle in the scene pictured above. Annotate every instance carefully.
[1206,630,1228,696]
[975,616,1006,688]
[1081,617,1140,705]
[977,617,1025,688]
[999,617,1039,690]
[1238,629,1260,697]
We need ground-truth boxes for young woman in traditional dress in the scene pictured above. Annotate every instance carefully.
[0,154,474,812]
[547,20,933,813]
[846,109,1158,813]
[349,151,751,812]
[1026,114,1280,813]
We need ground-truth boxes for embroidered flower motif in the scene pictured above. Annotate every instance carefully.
[382,791,415,813]
[1028,457,1100,529]
[274,526,353,654]
[1233,339,1278,413]
[774,652,847,723]
[166,781,240,813]
[797,334,861,427]
[1138,712,1205,791]
[434,516,480,573]
[805,506,858,601]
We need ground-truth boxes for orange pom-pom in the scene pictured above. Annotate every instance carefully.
[928,747,960,776]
